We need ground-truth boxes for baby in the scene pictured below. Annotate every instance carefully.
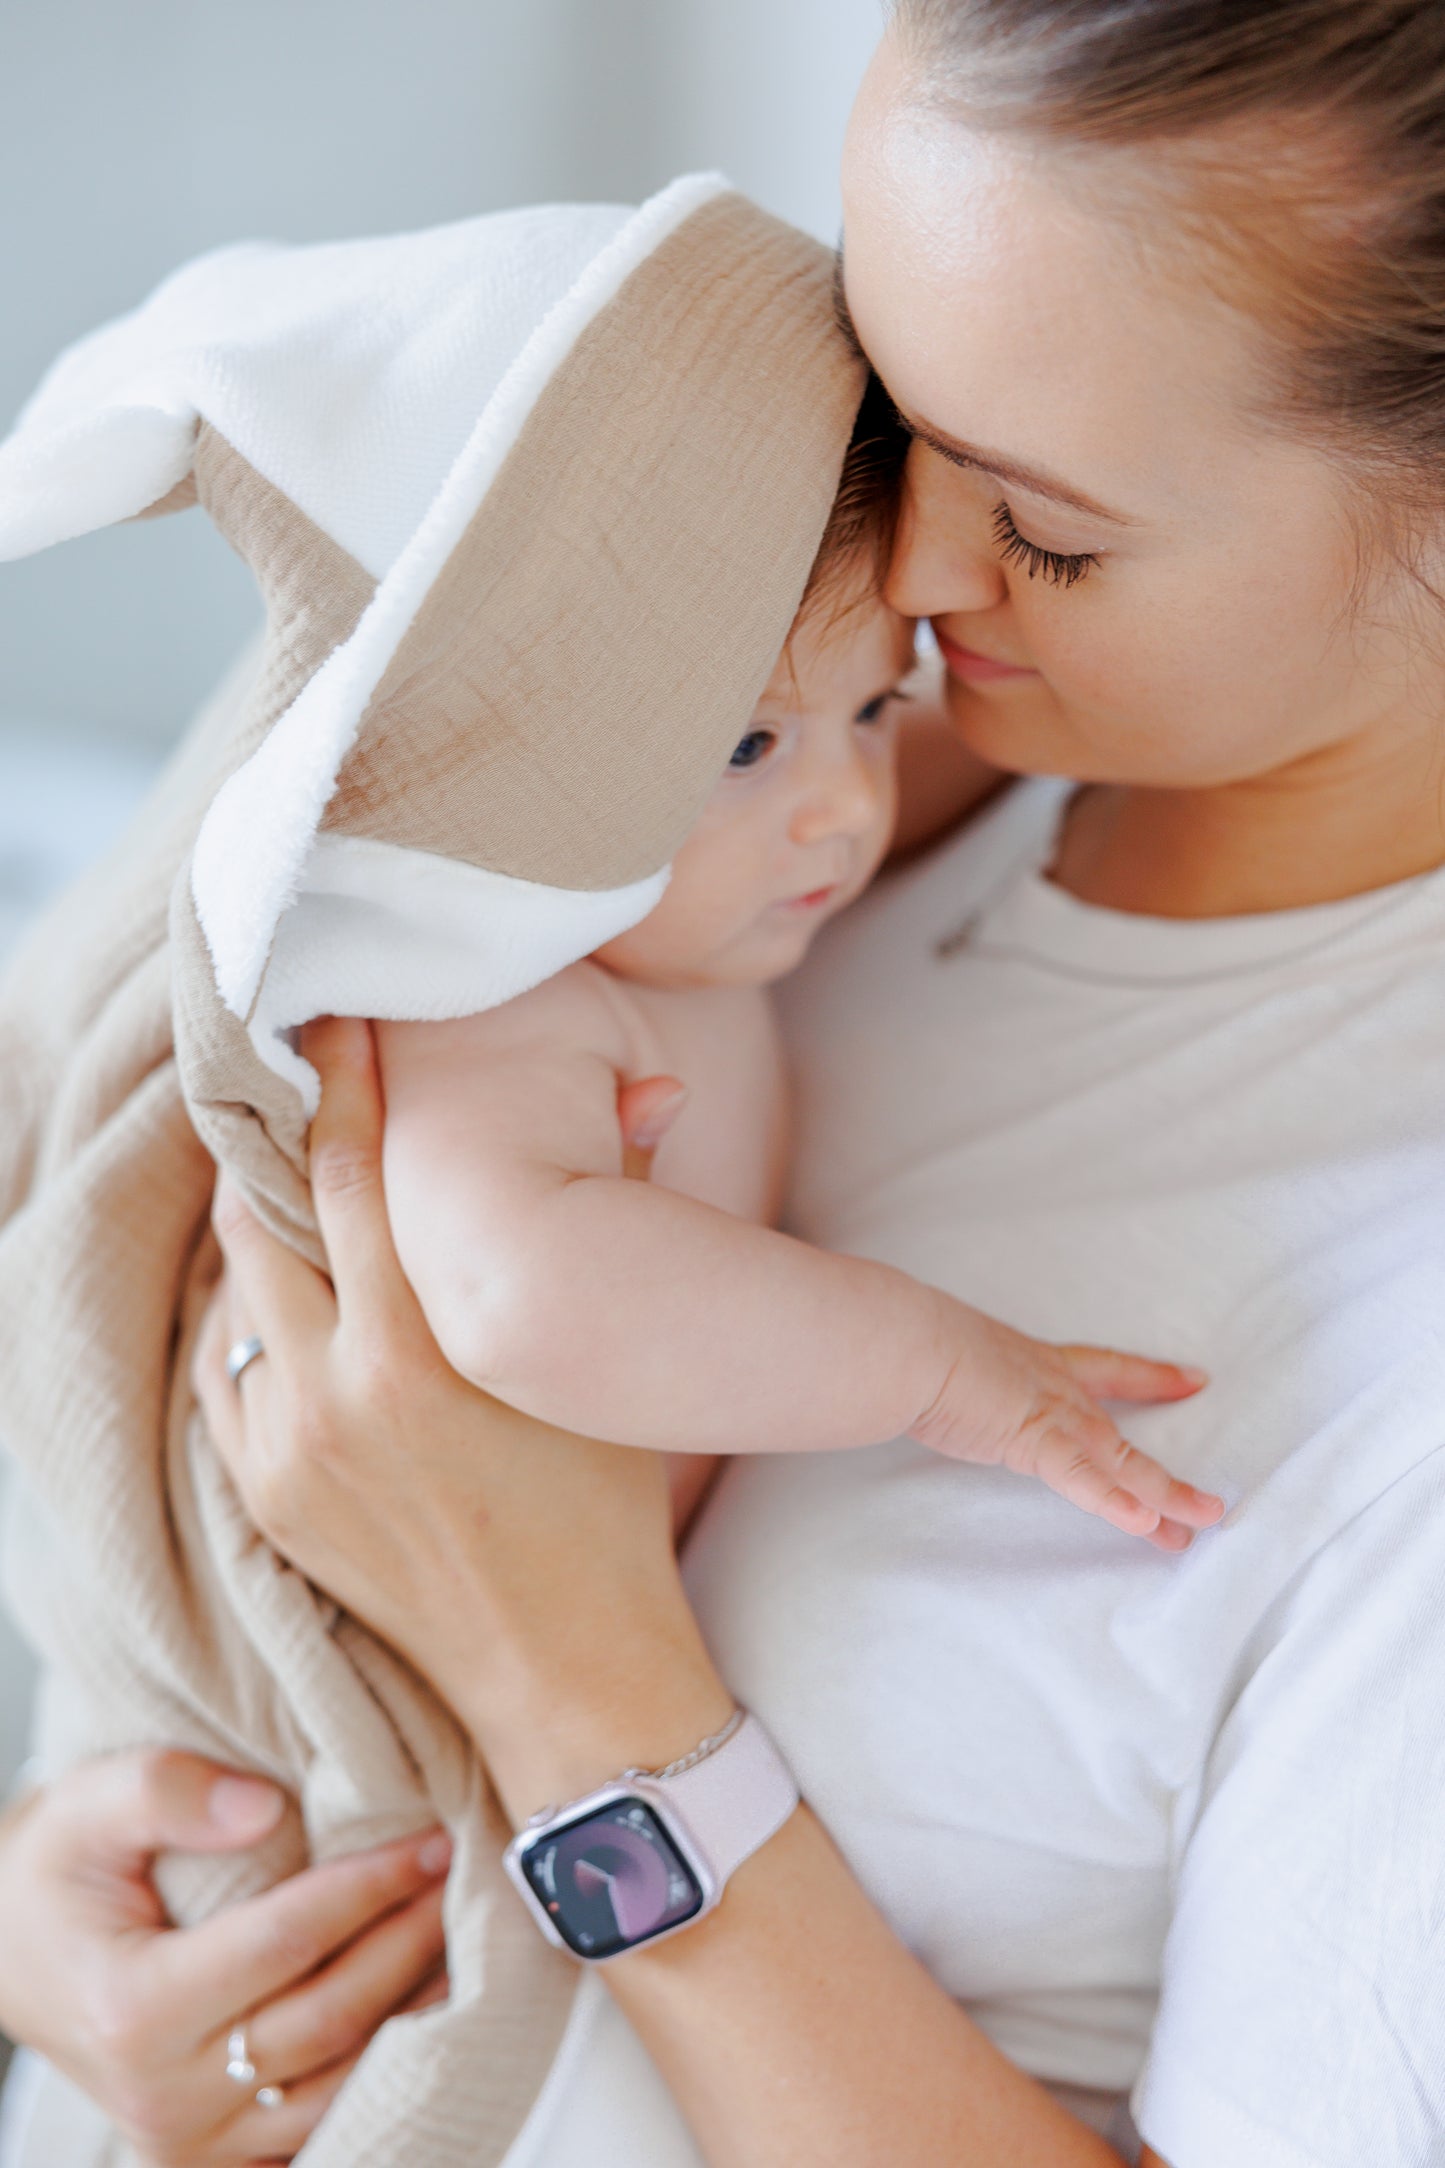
[376,415,1223,1551]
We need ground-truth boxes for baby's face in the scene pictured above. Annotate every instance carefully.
[596,596,914,989]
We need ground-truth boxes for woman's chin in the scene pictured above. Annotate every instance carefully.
[942,679,1059,770]
[943,679,1116,783]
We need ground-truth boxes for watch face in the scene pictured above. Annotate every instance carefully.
[517,1794,705,1959]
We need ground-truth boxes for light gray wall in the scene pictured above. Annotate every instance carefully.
[0,0,883,751]
[655,0,884,246]
[0,0,657,748]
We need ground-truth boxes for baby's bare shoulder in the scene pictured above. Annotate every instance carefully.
[375,963,637,1079]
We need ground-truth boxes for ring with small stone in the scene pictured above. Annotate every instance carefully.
[225,2026,284,2109]
[224,1335,266,1388]
[225,2025,257,2088]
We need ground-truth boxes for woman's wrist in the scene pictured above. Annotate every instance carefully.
[453,1599,737,1829]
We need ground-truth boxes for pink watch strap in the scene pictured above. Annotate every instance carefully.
[642,1712,799,1886]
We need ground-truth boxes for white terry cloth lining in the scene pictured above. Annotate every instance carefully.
[190,172,727,1023]
[250,834,669,1106]
[0,204,658,579]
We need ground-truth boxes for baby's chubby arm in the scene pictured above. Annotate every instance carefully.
[377,971,1223,1545]
[377,967,961,1459]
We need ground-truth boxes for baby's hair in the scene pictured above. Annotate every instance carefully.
[795,369,911,638]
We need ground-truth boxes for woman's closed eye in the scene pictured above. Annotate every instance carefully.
[993,501,1098,588]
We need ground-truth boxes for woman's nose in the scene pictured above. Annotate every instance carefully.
[885,452,1008,620]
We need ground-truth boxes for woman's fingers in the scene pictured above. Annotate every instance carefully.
[44,1749,286,1883]
[210,1174,337,1349]
[617,1074,689,1180]
[208,2049,367,2165]
[193,1284,255,1488]
[146,1828,451,2042]
[236,1880,449,2090]
[225,1961,449,2162]
[392,1963,451,2016]
[301,1017,421,1330]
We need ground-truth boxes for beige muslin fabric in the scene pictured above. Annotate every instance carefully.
[0,187,864,2166]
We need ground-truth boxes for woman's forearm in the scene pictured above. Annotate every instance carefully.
[460,1647,1125,2168]
[613,1808,1125,2168]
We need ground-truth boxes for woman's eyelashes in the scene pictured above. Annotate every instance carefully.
[992,501,1098,588]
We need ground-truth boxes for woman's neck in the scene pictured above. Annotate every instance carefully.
[1049,728,1445,919]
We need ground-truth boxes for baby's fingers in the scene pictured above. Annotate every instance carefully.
[1027,1414,1224,1543]
[1057,1345,1209,1405]
[1104,1435,1225,1531]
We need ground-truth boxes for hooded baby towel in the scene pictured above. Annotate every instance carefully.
[0,177,864,2165]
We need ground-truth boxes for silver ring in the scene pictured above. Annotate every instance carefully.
[225,2025,257,2088]
[225,1335,265,1388]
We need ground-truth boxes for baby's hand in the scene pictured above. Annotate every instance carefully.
[913,1309,1223,1550]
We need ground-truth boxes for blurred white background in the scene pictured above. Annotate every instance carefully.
[0,0,887,1795]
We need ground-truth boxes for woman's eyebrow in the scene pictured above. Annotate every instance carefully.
[898,412,1137,527]
[829,253,1135,528]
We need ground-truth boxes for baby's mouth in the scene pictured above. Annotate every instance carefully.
[781,884,842,913]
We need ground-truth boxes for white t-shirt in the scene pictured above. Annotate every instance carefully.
[502,778,1445,2168]
[8,780,1443,2168]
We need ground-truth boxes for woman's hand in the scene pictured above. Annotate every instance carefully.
[0,1750,451,2167]
[195,1017,732,1827]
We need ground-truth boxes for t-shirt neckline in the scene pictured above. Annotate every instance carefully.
[961,778,1445,988]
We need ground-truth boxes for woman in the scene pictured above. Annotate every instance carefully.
[5,1,1445,2161]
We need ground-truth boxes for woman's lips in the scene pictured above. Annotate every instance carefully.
[935,627,1038,684]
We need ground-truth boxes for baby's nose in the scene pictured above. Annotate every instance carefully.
[789,751,886,844]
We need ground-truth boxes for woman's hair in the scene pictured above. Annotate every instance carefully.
[799,369,910,629]
[891,0,1445,498]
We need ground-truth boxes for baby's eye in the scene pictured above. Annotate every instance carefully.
[855,691,898,727]
[729,729,777,772]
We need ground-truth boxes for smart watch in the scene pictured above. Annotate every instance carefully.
[503,1708,799,1962]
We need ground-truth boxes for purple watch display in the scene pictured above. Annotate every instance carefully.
[503,1709,799,1963]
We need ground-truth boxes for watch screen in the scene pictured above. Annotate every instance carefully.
[519,1794,705,1959]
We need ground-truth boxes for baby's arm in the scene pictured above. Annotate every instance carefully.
[379,972,964,1459]
[378,976,1222,1546]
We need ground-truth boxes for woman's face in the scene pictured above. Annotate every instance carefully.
[842,32,1438,791]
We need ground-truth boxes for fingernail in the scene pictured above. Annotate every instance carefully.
[631,1089,689,1152]
[1180,1366,1210,1388]
[209,1775,286,1836]
[418,1832,453,1876]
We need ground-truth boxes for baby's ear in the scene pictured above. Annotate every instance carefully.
[617,1076,690,1181]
